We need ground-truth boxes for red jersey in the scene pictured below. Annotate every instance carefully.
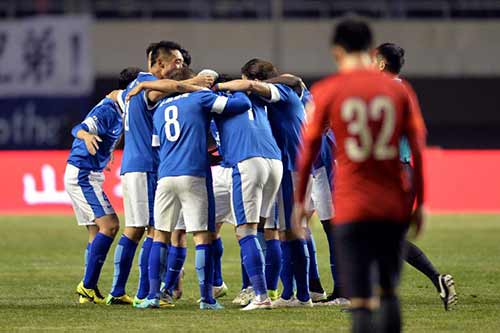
[296,69,426,225]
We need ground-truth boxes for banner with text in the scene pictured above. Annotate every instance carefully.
[0,149,499,215]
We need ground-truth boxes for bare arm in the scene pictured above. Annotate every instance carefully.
[265,74,303,95]
[214,79,273,99]
[126,80,205,102]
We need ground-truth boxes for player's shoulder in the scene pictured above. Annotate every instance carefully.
[310,73,341,95]
[136,71,157,83]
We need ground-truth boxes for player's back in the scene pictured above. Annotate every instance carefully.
[68,98,122,171]
[312,69,420,224]
[266,83,306,171]
[154,91,211,179]
[120,72,159,174]
[214,94,281,167]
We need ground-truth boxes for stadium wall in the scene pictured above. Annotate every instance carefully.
[0,149,498,215]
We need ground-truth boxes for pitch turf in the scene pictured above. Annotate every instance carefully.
[0,214,499,332]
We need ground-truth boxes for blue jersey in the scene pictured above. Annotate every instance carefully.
[213,92,281,167]
[119,72,159,174]
[154,90,251,179]
[265,83,306,171]
[313,130,336,171]
[67,98,122,171]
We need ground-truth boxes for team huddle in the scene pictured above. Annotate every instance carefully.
[64,19,457,331]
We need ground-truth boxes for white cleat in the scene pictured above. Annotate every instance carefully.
[271,296,295,308]
[438,274,457,311]
[241,297,272,311]
[232,287,254,306]
[213,282,228,299]
[289,298,314,308]
[310,291,327,303]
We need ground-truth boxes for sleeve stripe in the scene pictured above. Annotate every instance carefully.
[116,90,125,113]
[268,83,281,103]
[210,96,228,114]
[152,134,160,147]
[82,117,98,134]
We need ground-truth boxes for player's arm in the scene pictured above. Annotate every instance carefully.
[293,86,331,233]
[214,79,275,100]
[126,79,205,103]
[204,91,252,115]
[403,84,427,237]
[265,74,303,95]
[71,119,102,156]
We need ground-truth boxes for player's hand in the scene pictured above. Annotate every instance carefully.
[191,75,215,88]
[291,203,307,239]
[409,205,426,239]
[83,133,102,156]
[126,83,144,101]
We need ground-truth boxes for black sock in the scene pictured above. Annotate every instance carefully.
[309,278,324,294]
[375,295,401,333]
[351,307,373,333]
[405,241,440,290]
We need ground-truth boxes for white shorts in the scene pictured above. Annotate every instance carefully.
[230,157,283,226]
[212,165,234,225]
[64,164,115,226]
[311,166,334,221]
[122,172,157,228]
[154,175,212,233]
[277,169,312,231]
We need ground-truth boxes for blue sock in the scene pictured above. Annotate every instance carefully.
[147,242,167,299]
[290,239,310,302]
[257,228,266,257]
[265,239,282,291]
[306,230,320,281]
[280,241,294,300]
[239,235,267,298]
[195,244,215,304]
[212,238,224,287]
[160,244,171,285]
[240,249,251,289]
[83,233,113,289]
[163,246,187,292]
[83,242,91,279]
[136,237,153,299]
[110,235,137,297]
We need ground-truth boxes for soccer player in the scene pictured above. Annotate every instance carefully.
[65,67,141,304]
[131,67,251,309]
[108,41,200,306]
[295,19,426,332]
[216,61,313,308]
[213,72,284,310]
[374,42,457,310]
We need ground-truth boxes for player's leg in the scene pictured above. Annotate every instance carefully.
[334,222,376,332]
[305,223,326,301]
[260,158,283,301]
[180,174,221,310]
[232,158,272,310]
[275,170,312,307]
[162,221,187,301]
[109,172,156,305]
[211,223,228,298]
[135,177,177,309]
[374,222,407,333]
[65,164,118,304]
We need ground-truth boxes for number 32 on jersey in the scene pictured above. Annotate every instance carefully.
[341,96,398,162]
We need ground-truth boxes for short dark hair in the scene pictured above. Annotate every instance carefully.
[241,58,279,80]
[118,67,141,89]
[331,18,373,52]
[377,43,405,74]
[150,40,182,68]
[166,67,195,81]
[146,42,157,57]
[180,48,192,67]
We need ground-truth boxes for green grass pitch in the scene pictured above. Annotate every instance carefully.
[0,214,499,332]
